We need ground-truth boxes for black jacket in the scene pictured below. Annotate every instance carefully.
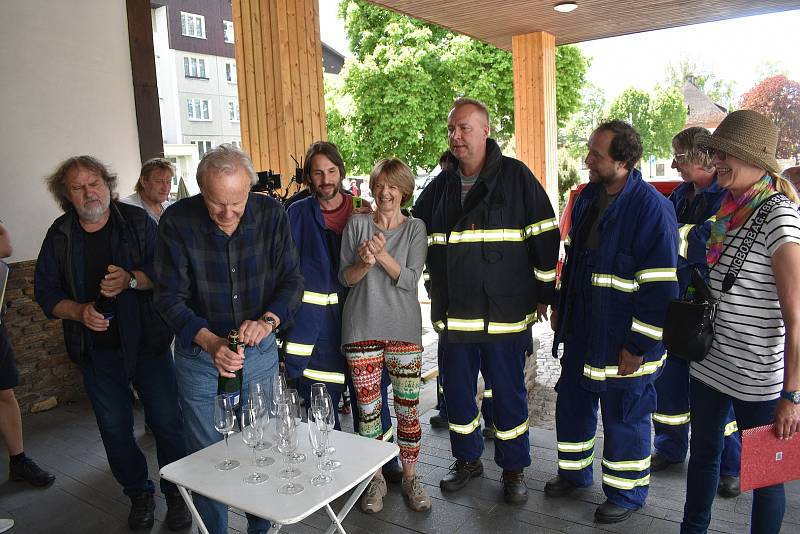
[413,139,559,342]
[34,201,172,375]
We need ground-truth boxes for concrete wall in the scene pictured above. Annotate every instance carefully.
[0,0,141,263]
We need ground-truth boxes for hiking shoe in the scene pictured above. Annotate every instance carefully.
[360,475,387,514]
[402,475,432,511]
[9,457,55,487]
[165,492,192,531]
[439,459,483,492]
[502,469,528,504]
[128,493,155,530]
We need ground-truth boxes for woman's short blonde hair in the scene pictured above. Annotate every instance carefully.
[369,158,415,204]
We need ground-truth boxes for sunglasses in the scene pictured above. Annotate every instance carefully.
[701,147,727,160]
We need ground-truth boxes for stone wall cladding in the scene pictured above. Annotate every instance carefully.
[4,260,83,414]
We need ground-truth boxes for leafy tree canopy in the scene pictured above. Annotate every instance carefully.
[328,0,589,174]
[740,75,800,159]
[607,87,687,159]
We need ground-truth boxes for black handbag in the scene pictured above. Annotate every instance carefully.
[663,193,784,362]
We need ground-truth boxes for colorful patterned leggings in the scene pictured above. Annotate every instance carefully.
[343,340,423,464]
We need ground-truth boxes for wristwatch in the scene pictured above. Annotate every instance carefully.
[261,314,277,330]
[128,271,138,290]
[780,390,800,404]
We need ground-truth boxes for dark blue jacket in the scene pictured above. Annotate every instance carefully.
[34,202,168,376]
[283,195,349,389]
[669,178,725,295]
[554,170,679,391]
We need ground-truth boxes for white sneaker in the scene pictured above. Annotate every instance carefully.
[0,518,14,533]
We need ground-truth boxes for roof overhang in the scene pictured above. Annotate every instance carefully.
[366,1,800,48]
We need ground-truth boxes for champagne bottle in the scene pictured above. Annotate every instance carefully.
[218,330,244,409]
[94,293,116,321]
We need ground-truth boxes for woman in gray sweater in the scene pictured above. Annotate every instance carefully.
[340,158,430,514]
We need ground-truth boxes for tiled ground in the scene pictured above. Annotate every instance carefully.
[2,396,799,534]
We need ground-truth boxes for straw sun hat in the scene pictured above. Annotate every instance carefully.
[697,109,781,174]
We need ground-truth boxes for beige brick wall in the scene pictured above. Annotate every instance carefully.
[4,260,83,414]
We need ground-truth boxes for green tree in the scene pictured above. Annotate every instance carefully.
[607,87,686,160]
[557,150,581,212]
[329,0,589,174]
[665,59,735,111]
[560,83,607,160]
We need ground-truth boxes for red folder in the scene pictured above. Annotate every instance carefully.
[740,423,800,491]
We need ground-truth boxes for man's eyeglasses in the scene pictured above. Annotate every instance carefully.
[672,152,688,162]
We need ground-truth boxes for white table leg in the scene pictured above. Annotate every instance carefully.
[177,485,209,534]
[322,475,372,534]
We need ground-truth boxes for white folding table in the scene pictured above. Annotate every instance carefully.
[160,423,398,534]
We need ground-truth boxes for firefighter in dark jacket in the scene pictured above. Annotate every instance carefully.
[548,121,678,524]
[414,98,559,504]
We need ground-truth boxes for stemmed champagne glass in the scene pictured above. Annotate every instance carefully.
[213,394,240,471]
[241,404,268,484]
[283,389,307,464]
[308,408,333,487]
[276,408,304,495]
[248,381,273,456]
[271,373,288,451]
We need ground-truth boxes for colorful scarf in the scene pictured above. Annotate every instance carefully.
[707,175,775,266]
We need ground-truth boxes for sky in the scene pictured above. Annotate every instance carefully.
[319,2,800,104]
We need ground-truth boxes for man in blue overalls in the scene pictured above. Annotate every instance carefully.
[549,121,678,523]
[651,127,740,497]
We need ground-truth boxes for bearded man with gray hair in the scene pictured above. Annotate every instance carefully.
[34,155,190,531]
[154,144,303,534]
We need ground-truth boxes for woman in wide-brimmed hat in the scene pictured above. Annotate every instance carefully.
[681,110,800,533]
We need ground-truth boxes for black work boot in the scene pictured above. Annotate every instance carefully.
[429,414,449,429]
[595,500,638,523]
[502,469,528,504]
[9,456,56,487]
[544,475,579,497]
[128,493,155,530]
[439,459,483,492]
[717,475,741,498]
[165,493,192,531]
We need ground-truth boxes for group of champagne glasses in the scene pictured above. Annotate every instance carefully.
[213,374,341,495]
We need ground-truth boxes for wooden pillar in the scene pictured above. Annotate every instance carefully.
[232,0,327,188]
[512,31,558,209]
[127,0,164,163]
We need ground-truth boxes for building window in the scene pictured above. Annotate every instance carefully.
[187,98,211,121]
[223,20,234,44]
[181,12,206,39]
[191,140,213,159]
[183,56,208,79]
[656,163,665,177]
[225,62,237,83]
[228,101,240,122]
[230,140,241,149]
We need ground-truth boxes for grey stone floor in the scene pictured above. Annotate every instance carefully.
[2,395,799,534]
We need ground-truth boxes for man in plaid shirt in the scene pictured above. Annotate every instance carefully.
[154,144,302,534]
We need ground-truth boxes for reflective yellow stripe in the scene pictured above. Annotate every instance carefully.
[382,427,393,441]
[494,420,529,440]
[602,473,650,490]
[433,320,446,333]
[565,234,572,246]
[602,456,651,472]
[448,318,485,332]
[487,312,536,334]
[724,420,739,436]
[302,369,345,384]
[557,437,595,453]
[635,268,678,284]
[302,291,339,306]
[449,228,526,243]
[427,233,447,246]
[534,267,557,282]
[448,414,481,435]
[285,342,314,356]
[583,353,667,381]
[653,412,691,425]
[423,272,430,281]
[483,389,493,398]
[591,273,639,293]
[559,456,594,470]
[525,217,558,237]
[678,224,693,259]
[631,318,663,340]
